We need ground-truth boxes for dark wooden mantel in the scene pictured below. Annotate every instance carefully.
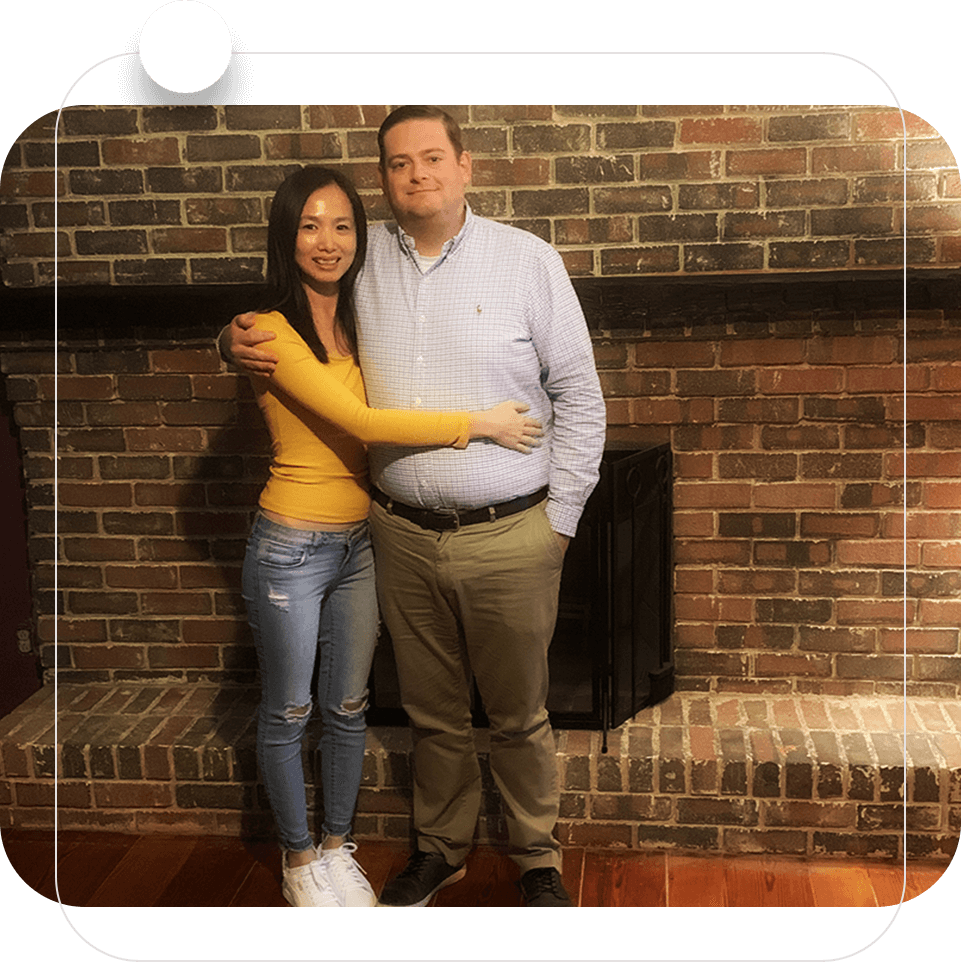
[1,268,958,341]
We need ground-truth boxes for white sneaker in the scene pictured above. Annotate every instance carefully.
[282,850,339,907]
[317,841,376,907]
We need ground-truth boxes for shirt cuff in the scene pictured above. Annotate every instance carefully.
[545,497,584,539]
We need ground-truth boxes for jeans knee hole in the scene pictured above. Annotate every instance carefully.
[337,694,368,716]
[285,703,311,721]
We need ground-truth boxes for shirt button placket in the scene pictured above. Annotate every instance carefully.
[413,278,429,492]
[412,269,425,397]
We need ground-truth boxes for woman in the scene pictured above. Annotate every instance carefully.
[240,166,540,908]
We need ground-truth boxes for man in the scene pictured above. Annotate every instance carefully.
[225,106,606,907]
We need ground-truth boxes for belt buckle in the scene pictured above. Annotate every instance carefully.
[435,508,459,531]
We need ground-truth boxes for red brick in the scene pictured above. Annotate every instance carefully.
[73,645,147,669]
[102,138,180,165]
[2,745,30,778]
[753,484,835,508]
[92,782,173,808]
[837,540,919,568]
[922,543,961,567]
[855,110,938,141]
[932,365,961,392]
[888,511,961,540]
[673,512,714,537]
[808,336,899,366]
[150,349,222,374]
[37,618,107,643]
[904,205,961,234]
[468,106,555,124]
[604,399,630,424]
[560,821,633,848]
[758,367,844,395]
[601,370,669,396]
[58,483,132,507]
[727,149,806,175]
[847,365,927,393]
[812,145,897,173]
[881,629,958,654]
[126,427,207,452]
[141,593,213,616]
[719,340,805,367]
[942,236,961,263]
[898,395,961,422]
[105,566,178,589]
[637,341,715,368]
[152,228,227,254]
[680,118,762,144]
[673,453,712,480]
[674,483,751,508]
[37,375,113,401]
[630,399,689,424]
[676,595,753,623]
[689,726,716,760]
[800,513,879,538]
[756,653,832,678]
[890,452,961,478]
[924,483,961,508]
[147,645,220,668]
[918,599,961,627]
[84,401,161,426]
[0,169,63,197]
[472,158,550,187]
[836,600,914,626]
[718,569,797,595]
[17,780,91,808]
[555,216,633,246]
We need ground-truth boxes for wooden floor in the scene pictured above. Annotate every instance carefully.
[1,829,947,908]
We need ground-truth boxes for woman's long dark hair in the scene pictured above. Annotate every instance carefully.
[258,166,368,364]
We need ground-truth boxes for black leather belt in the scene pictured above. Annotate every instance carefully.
[371,486,548,532]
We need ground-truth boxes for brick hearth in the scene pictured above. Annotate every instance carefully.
[2,683,958,862]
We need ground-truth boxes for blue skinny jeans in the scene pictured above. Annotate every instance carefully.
[241,512,378,852]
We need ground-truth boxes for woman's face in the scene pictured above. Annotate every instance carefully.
[294,184,357,291]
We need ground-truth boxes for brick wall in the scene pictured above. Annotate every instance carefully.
[591,285,961,699]
[1,105,959,702]
[2,104,960,286]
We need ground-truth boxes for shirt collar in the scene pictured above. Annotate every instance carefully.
[397,203,474,269]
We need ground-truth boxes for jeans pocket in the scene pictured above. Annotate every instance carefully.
[256,536,309,569]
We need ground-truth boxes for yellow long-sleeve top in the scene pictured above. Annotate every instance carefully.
[251,311,471,524]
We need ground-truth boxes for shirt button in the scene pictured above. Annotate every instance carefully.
[414,397,422,407]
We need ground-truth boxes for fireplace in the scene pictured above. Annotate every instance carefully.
[366,444,675,739]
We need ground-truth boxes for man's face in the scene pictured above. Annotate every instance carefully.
[379,119,471,229]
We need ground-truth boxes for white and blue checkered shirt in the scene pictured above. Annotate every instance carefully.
[355,206,606,537]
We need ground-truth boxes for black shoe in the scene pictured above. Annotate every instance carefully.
[518,867,573,906]
[377,851,466,907]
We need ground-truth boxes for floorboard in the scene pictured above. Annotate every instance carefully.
[86,836,198,908]
[579,850,666,907]
[667,854,728,907]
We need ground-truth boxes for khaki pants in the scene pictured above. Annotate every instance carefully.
[369,498,565,873]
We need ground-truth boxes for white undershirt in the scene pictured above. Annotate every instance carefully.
[412,250,440,272]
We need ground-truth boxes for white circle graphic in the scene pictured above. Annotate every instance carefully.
[139,1,232,93]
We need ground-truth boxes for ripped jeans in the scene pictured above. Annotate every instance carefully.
[241,512,378,852]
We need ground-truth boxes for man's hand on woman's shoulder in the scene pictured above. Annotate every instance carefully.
[219,312,280,375]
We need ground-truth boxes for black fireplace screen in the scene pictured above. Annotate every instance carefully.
[366,443,674,734]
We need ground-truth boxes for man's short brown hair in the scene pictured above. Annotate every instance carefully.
[377,106,465,167]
